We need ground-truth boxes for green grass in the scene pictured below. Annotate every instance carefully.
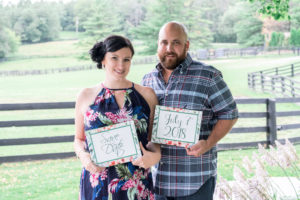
[0,145,299,200]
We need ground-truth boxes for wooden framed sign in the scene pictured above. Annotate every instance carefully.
[85,120,142,167]
[151,106,202,148]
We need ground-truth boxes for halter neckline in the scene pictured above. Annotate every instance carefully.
[101,82,134,91]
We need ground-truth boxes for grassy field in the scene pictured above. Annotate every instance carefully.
[0,35,300,199]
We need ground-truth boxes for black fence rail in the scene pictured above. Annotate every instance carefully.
[0,98,300,163]
[248,62,300,97]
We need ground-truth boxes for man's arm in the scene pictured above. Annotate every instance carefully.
[186,119,237,157]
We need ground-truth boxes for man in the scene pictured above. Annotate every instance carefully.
[142,21,238,200]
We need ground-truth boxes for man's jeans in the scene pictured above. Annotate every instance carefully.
[154,176,216,200]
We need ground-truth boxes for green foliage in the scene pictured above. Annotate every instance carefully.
[290,28,300,46]
[290,0,300,30]
[77,0,120,59]
[182,0,213,50]
[5,1,61,43]
[59,1,76,31]
[132,0,213,54]
[269,32,285,47]
[233,2,264,47]
[248,0,290,20]
[0,28,20,58]
[131,0,185,54]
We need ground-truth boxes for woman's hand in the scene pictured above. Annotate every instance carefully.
[132,142,161,169]
[80,151,105,174]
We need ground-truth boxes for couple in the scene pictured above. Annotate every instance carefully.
[74,21,238,200]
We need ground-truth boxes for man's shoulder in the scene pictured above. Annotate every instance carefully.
[142,68,159,79]
[189,60,222,78]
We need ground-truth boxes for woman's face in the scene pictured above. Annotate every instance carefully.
[102,47,132,81]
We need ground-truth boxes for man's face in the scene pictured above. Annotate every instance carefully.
[157,24,189,70]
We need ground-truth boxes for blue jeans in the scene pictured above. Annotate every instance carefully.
[154,177,216,200]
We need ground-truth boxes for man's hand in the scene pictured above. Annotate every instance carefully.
[132,142,161,169]
[185,140,210,157]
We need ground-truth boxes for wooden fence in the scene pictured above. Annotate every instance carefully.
[2,46,300,77]
[1,98,300,163]
[248,62,300,97]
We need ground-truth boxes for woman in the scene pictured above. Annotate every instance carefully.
[74,35,160,200]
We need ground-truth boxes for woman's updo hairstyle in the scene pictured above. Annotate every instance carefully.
[89,35,134,69]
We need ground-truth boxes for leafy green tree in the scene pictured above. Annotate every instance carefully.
[290,28,300,46]
[248,0,290,20]
[182,0,213,49]
[59,1,76,31]
[269,32,285,46]
[78,0,120,58]
[74,0,95,32]
[0,28,20,58]
[8,1,60,43]
[223,2,264,47]
[131,0,186,54]
[114,0,148,38]
[132,0,213,54]
[290,0,300,30]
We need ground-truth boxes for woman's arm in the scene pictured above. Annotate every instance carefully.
[74,88,105,174]
[132,85,161,169]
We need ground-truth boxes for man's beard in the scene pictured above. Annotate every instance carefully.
[158,49,187,70]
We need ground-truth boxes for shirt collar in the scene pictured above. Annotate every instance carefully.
[155,53,192,72]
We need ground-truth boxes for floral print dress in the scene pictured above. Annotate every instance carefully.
[79,83,154,200]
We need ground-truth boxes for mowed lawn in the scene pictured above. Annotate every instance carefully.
[0,39,300,199]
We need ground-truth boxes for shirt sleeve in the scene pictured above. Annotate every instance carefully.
[207,72,239,120]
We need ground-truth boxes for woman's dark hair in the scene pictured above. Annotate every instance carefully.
[89,35,134,69]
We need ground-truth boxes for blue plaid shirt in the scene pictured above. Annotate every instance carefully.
[142,53,238,197]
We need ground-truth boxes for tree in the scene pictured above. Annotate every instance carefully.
[248,0,290,20]
[78,0,120,58]
[74,0,95,32]
[8,1,61,43]
[182,0,213,50]
[0,28,20,58]
[132,0,213,54]
[59,1,76,31]
[131,0,186,54]
[290,0,300,30]
[290,28,300,46]
[269,32,285,46]
[234,2,264,47]
[0,3,20,58]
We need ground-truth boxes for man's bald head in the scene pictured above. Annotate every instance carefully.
[158,21,188,43]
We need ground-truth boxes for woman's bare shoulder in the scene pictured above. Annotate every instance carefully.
[134,84,158,105]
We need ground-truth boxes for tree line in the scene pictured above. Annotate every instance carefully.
[1,0,300,59]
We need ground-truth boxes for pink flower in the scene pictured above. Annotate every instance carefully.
[122,179,135,190]
[108,178,120,193]
[105,108,133,124]
[85,109,99,121]
[95,96,104,105]
[89,172,100,188]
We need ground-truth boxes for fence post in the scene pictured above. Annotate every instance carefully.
[252,73,256,89]
[271,77,275,94]
[291,80,295,97]
[260,71,264,91]
[291,64,294,77]
[281,77,285,95]
[266,98,277,146]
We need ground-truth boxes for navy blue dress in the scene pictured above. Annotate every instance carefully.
[79,83,154,200]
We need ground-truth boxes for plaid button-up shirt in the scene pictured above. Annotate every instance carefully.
[142,53,238,197]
